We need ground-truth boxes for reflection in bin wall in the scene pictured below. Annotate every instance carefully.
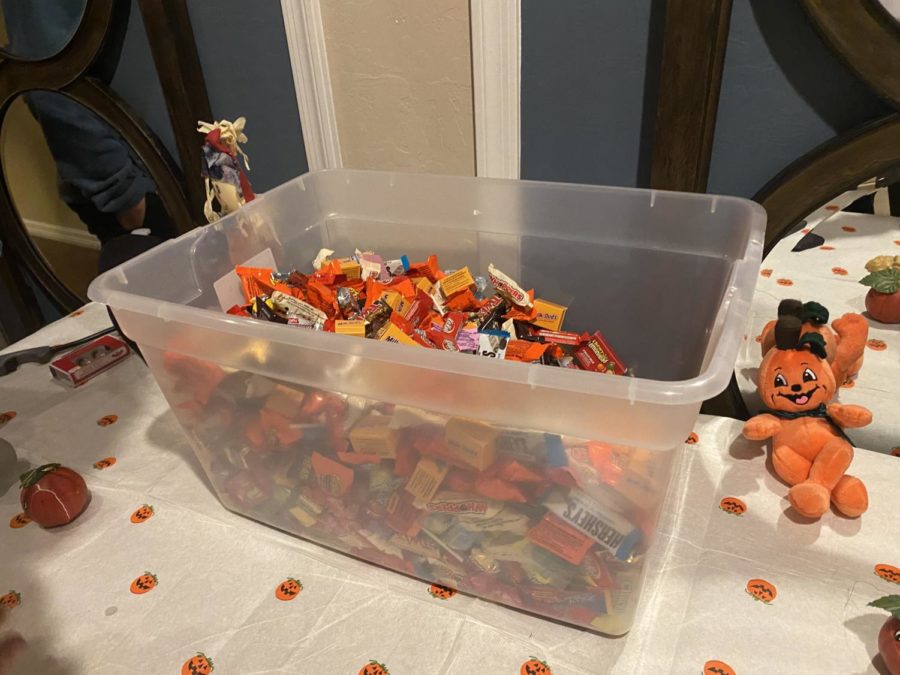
[155,350,675,635]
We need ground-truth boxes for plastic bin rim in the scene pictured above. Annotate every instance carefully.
[88,170,766,407]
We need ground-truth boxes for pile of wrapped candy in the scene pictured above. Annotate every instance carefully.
[162,351,667,634]
[225,248,627,375]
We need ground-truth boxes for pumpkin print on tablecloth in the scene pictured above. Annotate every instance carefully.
[274,577,303,601]
[820,245,836,251]
[427,583,457,600]
[97,414,118,427]
[93,457,116,470]
[130,572,157,595]
[685,432,699,445]
[776,278,794,287]
[520,657,552,675]
[130,504,154,523]
[0,591,20,609]
[68,309,85,317]
[841,379,856,389]
[826,204,839,212]
[891,447,900,457]
[745,578,777,604]
[832,267,849,276]
[703,660,736,675]
[718,497,747,516]
[842,225,857,232]
[358,660,389,675]
[867,339,887,351]
[760,269,773,278]
[9,513,31,529]
[0,411,16,429]
[874,564,900,585]
[181,652,213,675]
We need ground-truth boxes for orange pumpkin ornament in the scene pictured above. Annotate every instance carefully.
[520,657,552,675]
[875,564,900,585]
[181,652,214,675]
[427,583,457,600]
[867,339,887,351]
[744,315,871,519]
[274,577,303,601]
[9,513,31,528]
[703,660,736,675]
[0,591,20,609]
[130,572,158,594]
[718,497,747,516]
[745,578,777,604]
[93,457,117,470]
[0,411,16,429]
[97,414,118,427]
[130,504,154,523]
[358,660,389,675]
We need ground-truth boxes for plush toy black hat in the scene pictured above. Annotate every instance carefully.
[773,315,827,359]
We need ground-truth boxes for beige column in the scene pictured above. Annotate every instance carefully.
[320,0,476,176]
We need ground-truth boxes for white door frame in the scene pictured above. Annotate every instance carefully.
[470,0,521,179]
[280,0,520,179]
[280,0,342,171]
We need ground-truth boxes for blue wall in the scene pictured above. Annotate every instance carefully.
[520,0,890,198]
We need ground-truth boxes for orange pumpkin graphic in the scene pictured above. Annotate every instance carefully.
[874,563,900,585]
[93,457,117,470]
[831,267,848,276]
[891,447,900,457]
[841,379,856,389]
[358,660,389,675]
[760,269,772,278]
[427,583,457,600]
[97,414,118,427]
[0,411,16,429]
[0,591,21,609]
[703,660,736,675]
[867,339,887,351]
[894,240,900,246]
[826,204,839,211]
[520,657,552,675]
[718,497,747,516]
[275,577,303,601]
[130,572,158,595]
[9,513,31,529]
[68,309,85,317]
[745,578,777,604]
[820,245,835,251]
[685,432,699,445]
[130,504,154,523]
[181,652,214,675]
[776,278,794,287]
[841,225,857,232]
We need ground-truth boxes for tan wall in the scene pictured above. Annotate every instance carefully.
[2,97,88,232]
[321,0,475,176]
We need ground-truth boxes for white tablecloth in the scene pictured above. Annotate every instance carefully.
[736,210,900,455]
[1,303,898,674]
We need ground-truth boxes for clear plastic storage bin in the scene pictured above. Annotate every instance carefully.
[89,170,765,634]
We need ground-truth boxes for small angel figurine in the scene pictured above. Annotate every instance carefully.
[198,117,255,222]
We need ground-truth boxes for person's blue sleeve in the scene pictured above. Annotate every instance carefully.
[25,91,155,214]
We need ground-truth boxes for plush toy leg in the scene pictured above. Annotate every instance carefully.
[788,438,852,518]
[830,474,868,517]
[772,444,812,485]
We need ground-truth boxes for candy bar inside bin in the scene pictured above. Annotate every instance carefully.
[160,351,674,635]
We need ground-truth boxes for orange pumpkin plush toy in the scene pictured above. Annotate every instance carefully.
[759,299,868,384]
[744,315,871,518]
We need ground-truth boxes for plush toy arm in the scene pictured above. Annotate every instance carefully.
[826,403,873,429]
[743,414,783,440]
[831,313,868,382]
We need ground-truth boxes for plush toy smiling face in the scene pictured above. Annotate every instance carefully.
[758,341,836,412]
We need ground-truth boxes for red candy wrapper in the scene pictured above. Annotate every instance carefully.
[574,331,627,375]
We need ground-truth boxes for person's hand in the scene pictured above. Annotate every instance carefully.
[115,196,147,231]
[0,608,25,674]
